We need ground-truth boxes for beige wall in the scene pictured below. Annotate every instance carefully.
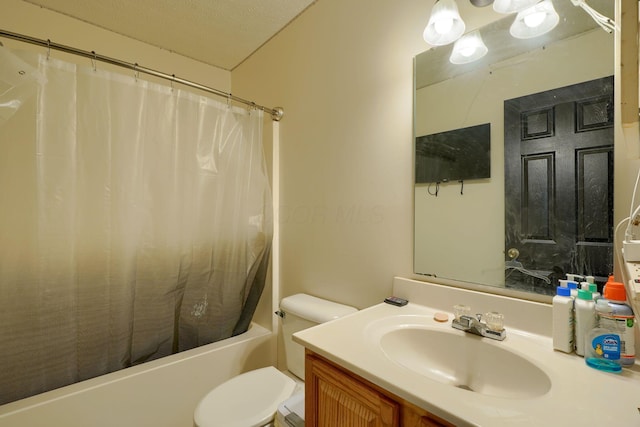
[232,0,431,310]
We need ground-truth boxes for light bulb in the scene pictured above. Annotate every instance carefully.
[434,17,454,35]
[449,30,488,64]
[459,46,476,57]
[423,0,465,46]
[510,0,559,39]
[524,11,546,28]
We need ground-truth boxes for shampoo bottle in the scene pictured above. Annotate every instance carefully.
[552,286,574,353]
[575,289,596,356]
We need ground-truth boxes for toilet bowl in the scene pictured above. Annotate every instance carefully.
[193,293,357,427]
[194,366,296,427]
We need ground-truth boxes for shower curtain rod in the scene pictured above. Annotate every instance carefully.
[0,28,284,121]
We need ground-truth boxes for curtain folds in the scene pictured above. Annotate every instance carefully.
[0,48,272,404]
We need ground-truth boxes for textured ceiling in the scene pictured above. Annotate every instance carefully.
[23,0,317,70]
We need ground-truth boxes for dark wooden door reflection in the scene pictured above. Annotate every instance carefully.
[504,76,614,295]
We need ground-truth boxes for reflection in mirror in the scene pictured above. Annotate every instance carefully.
[504,76,613,294]
[414,0,614,298]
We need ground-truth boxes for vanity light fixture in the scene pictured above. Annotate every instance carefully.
[509,0,559,39]
[469,0,494,6]
[493,0,541,14]
[423,0,466,46]
[449,30,488,64]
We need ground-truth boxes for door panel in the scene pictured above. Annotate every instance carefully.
[504,76,614,294]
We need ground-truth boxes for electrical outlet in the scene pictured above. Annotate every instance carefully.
[623,240,640,262]
[623,260,640,317]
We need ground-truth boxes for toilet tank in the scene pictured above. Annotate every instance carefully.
[279,293,357,380]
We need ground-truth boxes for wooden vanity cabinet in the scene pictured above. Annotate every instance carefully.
[305,350,454,427]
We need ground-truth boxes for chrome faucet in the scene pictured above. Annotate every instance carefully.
[452,312,506,341]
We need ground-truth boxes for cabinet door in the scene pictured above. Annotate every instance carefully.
[306,353,400,427]
[402,401,454,427]
[403,414,450,427]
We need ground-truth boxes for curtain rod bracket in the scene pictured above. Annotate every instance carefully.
[271,107,284,122]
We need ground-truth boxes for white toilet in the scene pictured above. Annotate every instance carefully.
[193,293,357,427]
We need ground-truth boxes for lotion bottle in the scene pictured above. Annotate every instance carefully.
[552,286,574,353]
[574,289,596,356]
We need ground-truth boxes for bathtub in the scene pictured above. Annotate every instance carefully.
[0,322,274,427]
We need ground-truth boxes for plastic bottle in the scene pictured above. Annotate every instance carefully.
[552,286,574,353]
[597,281,635,366]
[585,327,622,373]
[574,289,596,356]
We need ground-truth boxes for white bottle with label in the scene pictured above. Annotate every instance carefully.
[574,289,596,356]
[552,286,574,353]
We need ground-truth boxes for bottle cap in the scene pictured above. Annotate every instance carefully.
[556,286,571,297]
[567,281,578,289]
[577,289,593,300]
[603,281,627,302]
[604,275,615,293]
[588,283,598,293]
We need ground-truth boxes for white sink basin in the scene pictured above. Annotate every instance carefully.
[378,325,551,399]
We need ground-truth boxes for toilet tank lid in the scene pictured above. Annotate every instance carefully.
[280,293,357,323]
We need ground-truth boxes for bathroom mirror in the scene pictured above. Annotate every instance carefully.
[414,0,614,298]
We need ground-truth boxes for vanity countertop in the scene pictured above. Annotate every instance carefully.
[294,300,640,426]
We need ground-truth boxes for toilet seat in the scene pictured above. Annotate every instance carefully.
[194,366,296,427]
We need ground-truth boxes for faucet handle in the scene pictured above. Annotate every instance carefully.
[453,304,471,320]
[459,315,473,327]
[484,311,505,331]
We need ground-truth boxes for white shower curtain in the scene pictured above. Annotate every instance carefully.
[0,47,272,404]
